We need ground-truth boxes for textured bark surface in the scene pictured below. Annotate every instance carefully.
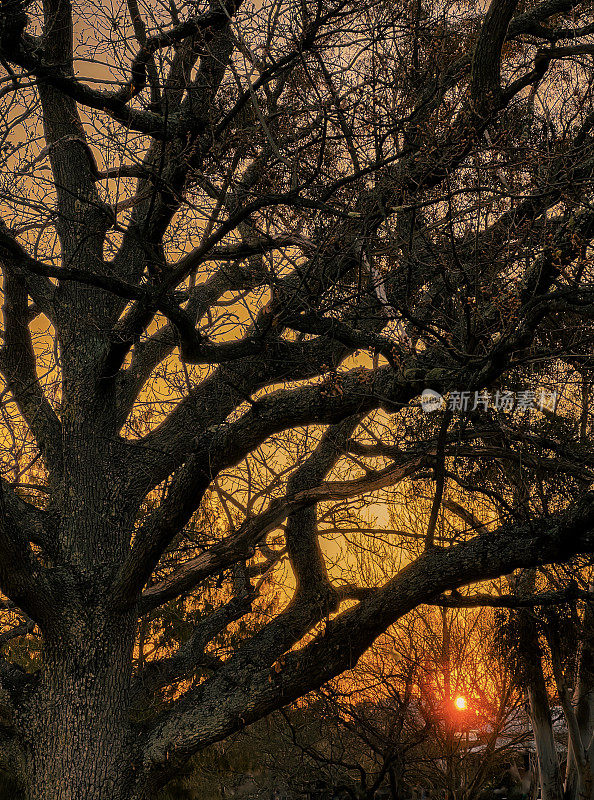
[527,672,563,800]
[514,571,563,800]
[565,595,594,800]
[19,615,136,800]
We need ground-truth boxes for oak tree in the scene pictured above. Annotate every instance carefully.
[0,0,594,796]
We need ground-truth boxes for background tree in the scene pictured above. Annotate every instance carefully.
[263,607,527,800]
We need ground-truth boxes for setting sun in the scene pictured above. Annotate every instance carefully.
[454,696,468,711]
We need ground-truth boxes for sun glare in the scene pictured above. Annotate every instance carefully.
[454,696,468,711]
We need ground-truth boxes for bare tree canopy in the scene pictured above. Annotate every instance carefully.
[0,0,594,795]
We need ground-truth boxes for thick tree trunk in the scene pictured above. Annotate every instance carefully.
[565,590,594,800]
[511,573,563,800]
[10,300,142,799]
[527,677,563,800]
[18,607,137,800]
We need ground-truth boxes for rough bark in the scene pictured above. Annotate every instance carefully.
[514,573,563,800]
[565,590,594,800]
[18,610,137,800]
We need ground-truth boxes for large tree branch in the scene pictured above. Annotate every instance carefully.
[131,593,253,703]
[0,2,229,138]
[0,479,48,550]
[0,221,56,316]
[107,1,582,445]
[31,0,111,271]
[128,337,352,495]
[119,50,564,489]
[431,586,594,608]
[471,0,521,105]
[0,480,52,623]
[123,269,594,579]
[127,451,429,614]
[0,270,62,475]
[138,490,594,789]
[284,416,362,599]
